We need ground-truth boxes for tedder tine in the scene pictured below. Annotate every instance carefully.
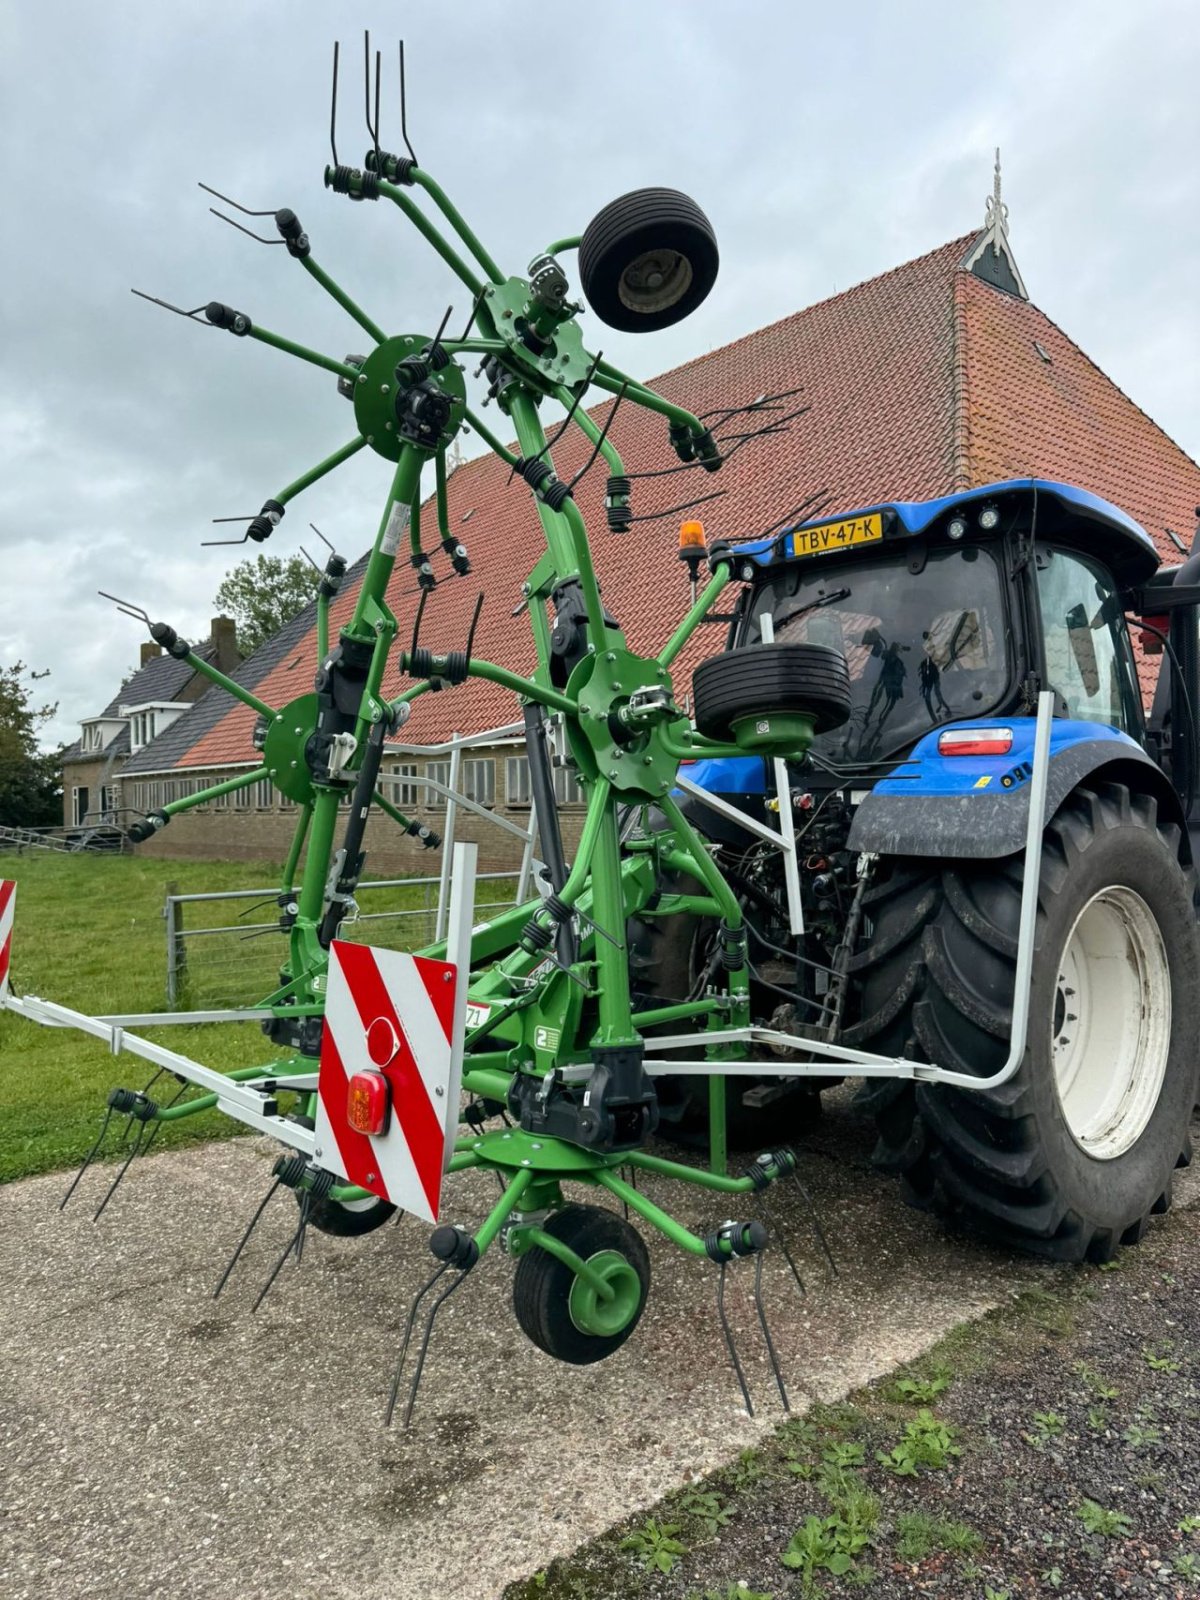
[401,1267,473,1430]
[60,1105,116,1211]
[750,1190,806,1301]
[753,1248,790,1412]
[250,1208,307,1313]
[214,1177,283,1299]
[249,1167,334,1312]
[384,1260,450,1428]
[790,1165,837,1278]
[92,1121,149,1221]
[715,1261,754,1417]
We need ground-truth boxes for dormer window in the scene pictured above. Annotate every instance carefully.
[124,701,188,754]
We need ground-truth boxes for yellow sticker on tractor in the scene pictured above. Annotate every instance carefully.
[788,511,884,559]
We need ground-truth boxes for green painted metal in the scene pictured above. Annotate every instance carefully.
[350,335,466,463]
[92,107,851,1364]
[263,695,319,804]
[731,708,815,755]
[299,256,386,344]
[182,653,275,722]
[161,764,271,818]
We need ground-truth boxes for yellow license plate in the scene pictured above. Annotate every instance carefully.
[788,512,883,558]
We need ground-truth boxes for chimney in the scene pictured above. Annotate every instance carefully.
[139,641,161,667]
[210,615,239,673]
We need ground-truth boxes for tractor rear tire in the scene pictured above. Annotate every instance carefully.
[692,643,851,743]
[513,1205,650,1364]
[844,784,1198,1262]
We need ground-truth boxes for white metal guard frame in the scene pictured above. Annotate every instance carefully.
[2,843,480,1169]
[2,694,1053,1111]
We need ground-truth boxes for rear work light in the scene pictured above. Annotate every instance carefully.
[347,1070,391,1137]
[938,727,1014,757]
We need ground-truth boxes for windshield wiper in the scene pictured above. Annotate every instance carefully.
[772,586,851,633]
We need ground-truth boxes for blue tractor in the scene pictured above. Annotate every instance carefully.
[633,479,1200,1262]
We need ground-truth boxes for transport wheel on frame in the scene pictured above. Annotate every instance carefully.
[579,188,719,333]
[843,783,1199,1262]
[692,642,851,744]
[302,1190,397,1237]
[512,1204,650,1364]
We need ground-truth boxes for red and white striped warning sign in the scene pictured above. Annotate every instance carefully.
[0,881,14,1002]
[314,940,460,1223]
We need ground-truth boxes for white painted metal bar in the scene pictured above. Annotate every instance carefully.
[442,841,478,1168]
[2,994,316,1151]
[673,776,788,847]
[435,734,464,942]
[646,691,1055,1092]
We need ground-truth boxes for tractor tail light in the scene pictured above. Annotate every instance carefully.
[938,727,1014,757]
[347,1071,391,1136]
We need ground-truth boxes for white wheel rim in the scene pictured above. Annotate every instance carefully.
[336,1194,383,1214]
[1051,886,1171,1161]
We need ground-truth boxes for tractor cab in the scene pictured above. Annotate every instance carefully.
[723,479,1173,782]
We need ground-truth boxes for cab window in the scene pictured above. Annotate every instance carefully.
[1035,546,1140,731]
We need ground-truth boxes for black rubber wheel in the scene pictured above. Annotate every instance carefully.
[512,1205,650,1364]
[578,188,718,333]
[844,784,1199,1261]
[301,1190,397,1237]
[692,642,851,743]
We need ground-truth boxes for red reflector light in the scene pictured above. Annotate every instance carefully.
[347,1071,390,1136]
[938,727,1013,757]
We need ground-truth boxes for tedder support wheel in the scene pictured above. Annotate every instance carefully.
[302,1190,397,1237]
[579,188,719,333]
[692,642,851,745]
[845,783,1200,1263]
[512,1205,650,1364]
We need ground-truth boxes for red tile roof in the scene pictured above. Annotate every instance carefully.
[169,229,1200,768]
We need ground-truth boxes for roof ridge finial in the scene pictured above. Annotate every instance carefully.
[984,146,1009,255]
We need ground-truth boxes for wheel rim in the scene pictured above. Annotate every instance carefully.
[618,249,693,315]
[568,1249,643,1338]
[1051,885,1172,1160]
[333,1194,383,1214]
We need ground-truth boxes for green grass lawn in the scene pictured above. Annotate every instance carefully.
[0,851,462,1184]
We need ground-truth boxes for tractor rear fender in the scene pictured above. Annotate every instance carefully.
[847,719,1191,865]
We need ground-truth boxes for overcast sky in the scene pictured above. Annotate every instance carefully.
[2,0,1198,747]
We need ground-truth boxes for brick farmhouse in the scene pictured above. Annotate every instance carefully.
[76,200,1200,870]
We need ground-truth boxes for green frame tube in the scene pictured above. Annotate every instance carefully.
[299,256,386,344]
[247,324,360,381]
[183,653,275,721]
[411,167,505,284]
[276,435,368,506]
[161,764,270,818]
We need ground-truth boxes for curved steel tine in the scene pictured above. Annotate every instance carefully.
[329,40,341,167]
[791,1168,837,1277]
[751,1191,805,1300]
[409,585,429,659]
[197,181,276,217]
[753,1248,790,1411]
[627,487,726,526]
[59,1106,114,1210]
[398,41,418,165]
[130,289,214,325]
[464,592,484,662]
[250,1204,306,1313]
[716,1261,754,1416]
[363,31,381,169]
[568,380,627,492]
[97,591,151,626]
[402,1266,473,1429]
[208,208,284,245]
[213,1177,282,1299]
[384,1260,449,1426]
[139,1078,189,1157]
[310,522,337,555]
[92,1120,148,1221]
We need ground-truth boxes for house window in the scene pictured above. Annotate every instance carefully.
[233,781,251,809]
[254,778,274,809]
[462,758,495,807]
[98,786,114,820]
[71,787,88,827]
[424,759,452,806]
[381,763,419,809]
[553,764,585,806]
[82,723,103,753]
[506,756,532,808]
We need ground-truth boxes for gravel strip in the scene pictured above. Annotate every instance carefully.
[0,1093,1194,1600]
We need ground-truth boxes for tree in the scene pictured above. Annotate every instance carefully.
[0,663,62,829]
[212,553,321,658]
